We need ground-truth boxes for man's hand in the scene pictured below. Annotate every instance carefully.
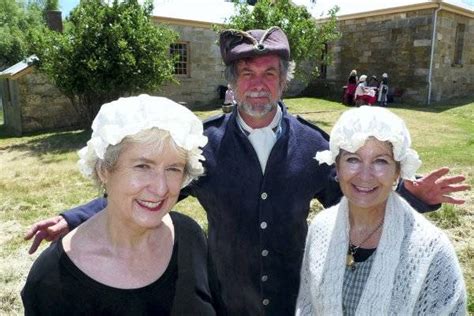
[404,167,470,205]
[24,216,70,254]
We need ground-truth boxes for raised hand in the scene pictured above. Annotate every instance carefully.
[24,215,70,254]
[404,167,470,205]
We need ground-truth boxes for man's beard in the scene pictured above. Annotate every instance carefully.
[236,90,280,119]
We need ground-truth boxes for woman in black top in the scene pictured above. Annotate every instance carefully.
[22,95,215,315]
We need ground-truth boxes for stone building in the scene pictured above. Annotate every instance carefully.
[150,0,473,105]
[305,0,473,104]
[152,17,228,107]
[0,56,81,136]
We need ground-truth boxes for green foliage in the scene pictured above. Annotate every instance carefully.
[33,0,178,125]
[220,0,340,80]
[0,0,47,68]
[44,0,59,11]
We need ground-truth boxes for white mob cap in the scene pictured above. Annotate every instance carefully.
[314,106,421,180]
[78,94,208,186]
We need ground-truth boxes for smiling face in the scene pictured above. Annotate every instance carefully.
[336,138,400,214]
[234,54,284,126]
[99,139,186,230]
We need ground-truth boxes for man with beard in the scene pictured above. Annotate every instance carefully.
[25,27,469,315]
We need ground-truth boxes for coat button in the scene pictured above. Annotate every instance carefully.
[261,192,268,200]
[261,249,269,256]
[263,299,270,306]
[260,221,267,229]
[261,275,268,282]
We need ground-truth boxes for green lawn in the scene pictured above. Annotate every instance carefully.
[0,98,472,314]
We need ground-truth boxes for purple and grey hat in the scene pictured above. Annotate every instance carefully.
[219,26,290,65]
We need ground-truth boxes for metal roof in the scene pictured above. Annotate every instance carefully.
[0,55,38,79]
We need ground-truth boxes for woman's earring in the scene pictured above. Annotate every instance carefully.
[334,175,339,183]
[101,182,108,198]
[392,178,399,191]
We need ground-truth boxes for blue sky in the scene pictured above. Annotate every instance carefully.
[59,0,79,17]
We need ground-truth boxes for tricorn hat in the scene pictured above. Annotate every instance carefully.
[219,26,290,65]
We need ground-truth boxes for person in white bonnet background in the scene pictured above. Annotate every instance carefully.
[296,106,466,315]
[21,95,216,315]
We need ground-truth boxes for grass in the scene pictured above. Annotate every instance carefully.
[0,98,473,314]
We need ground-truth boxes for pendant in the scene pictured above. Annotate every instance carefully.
[346,253,355,267]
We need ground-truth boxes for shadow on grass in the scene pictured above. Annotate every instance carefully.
[0,127,91,156]
[315,95,474,113]
[389,96,474,113]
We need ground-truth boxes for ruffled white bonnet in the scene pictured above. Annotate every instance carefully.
[314,106,421,180]
[78,94,208,187]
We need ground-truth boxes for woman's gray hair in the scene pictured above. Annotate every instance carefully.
[224,57,295,90]
[93,128,204,189]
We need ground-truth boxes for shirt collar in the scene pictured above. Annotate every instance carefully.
[236,106,282,136]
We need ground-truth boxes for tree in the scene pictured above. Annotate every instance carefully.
[220,0,340,80]
[0,0,47,68]
[33,0,178,126]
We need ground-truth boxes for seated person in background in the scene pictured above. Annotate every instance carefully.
[354,75,377,106]
[368,75,379,88]
[21,95,216,315]
[296,106,467,315]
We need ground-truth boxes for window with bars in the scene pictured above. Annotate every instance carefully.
[170,42,189,76]
[453,23,465,66]
[319,43,328,79]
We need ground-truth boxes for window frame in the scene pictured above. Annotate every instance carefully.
[453,23,465,66]
[170,41,190,77]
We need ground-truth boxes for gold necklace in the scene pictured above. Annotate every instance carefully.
[346,218,384,271]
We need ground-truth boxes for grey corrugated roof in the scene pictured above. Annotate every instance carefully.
[0,55,38,78]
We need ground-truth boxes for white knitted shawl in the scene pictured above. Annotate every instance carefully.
[296,192,466,315]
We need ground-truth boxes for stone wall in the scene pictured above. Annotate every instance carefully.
[153,23,226,108]
[431,11,474,102]
[324,8,473,104]
[17,71,80,135]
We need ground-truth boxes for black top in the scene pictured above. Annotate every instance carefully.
[353,247,376,262]
[21,212,216,316]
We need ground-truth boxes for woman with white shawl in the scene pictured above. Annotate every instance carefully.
[296,106,466,315]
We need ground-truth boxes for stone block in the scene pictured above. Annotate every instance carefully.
[370,36,385,43]
[414,68,428,76]
[413,39,431,47]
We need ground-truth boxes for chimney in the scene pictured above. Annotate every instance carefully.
[46,10,63,33]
